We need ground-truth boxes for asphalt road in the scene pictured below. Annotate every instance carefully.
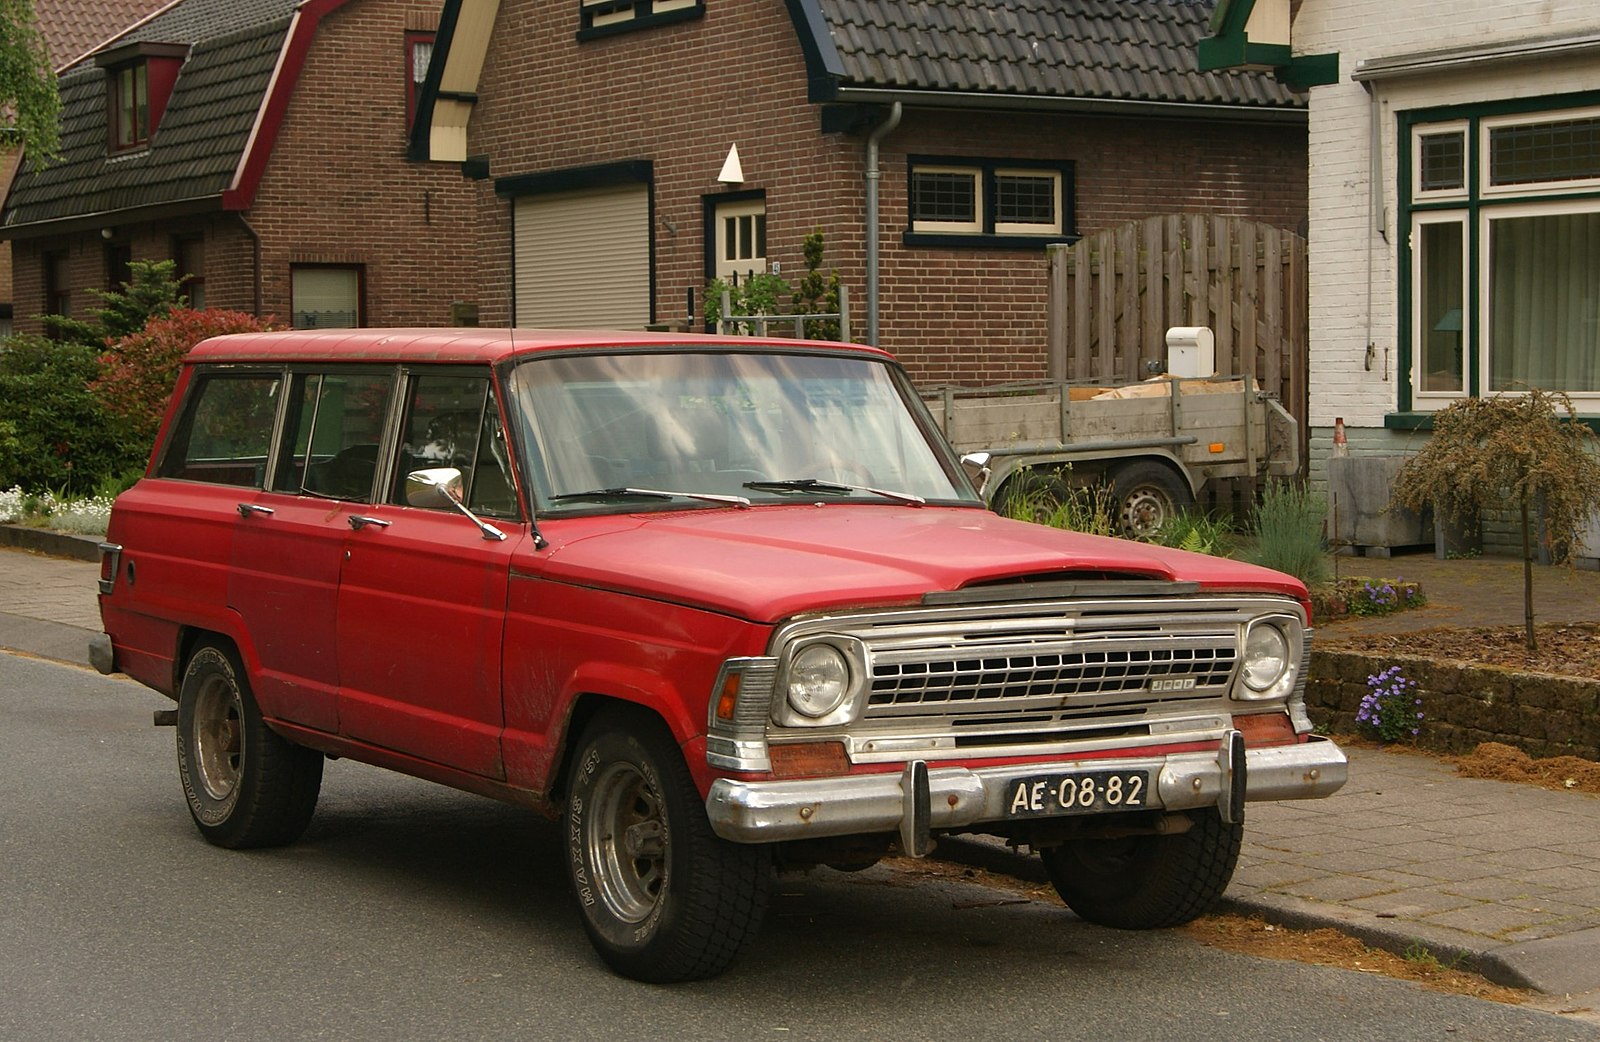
[4,652,1597,1042]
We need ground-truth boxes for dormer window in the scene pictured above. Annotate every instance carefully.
[95,42,189,153]
[113,63,150,149]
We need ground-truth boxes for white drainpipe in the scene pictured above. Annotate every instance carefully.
[864,102,902,347]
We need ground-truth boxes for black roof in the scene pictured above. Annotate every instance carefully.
[3,0,299,233]
[806,0,1301,109]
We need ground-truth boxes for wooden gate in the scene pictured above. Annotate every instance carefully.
[1046,214,1308,472]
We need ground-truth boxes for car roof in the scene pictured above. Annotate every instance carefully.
[184,328,895,365]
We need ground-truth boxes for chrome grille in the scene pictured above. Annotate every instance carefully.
[870,637,1236,712]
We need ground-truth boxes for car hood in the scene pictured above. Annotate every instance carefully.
[536,505,1306,623]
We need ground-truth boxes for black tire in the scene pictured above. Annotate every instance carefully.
[566,707,771,983]
[1110,461,1193,539]
[176,642,323,849]
[1041,809,1242,930]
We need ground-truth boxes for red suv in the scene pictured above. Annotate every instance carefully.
[94,329,1346,982]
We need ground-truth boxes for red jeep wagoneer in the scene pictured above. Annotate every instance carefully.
[93,329,1346,982]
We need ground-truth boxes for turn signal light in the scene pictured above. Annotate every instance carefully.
[768,741,849,779]
[1232,711,1296,747]
[715,673,741,721]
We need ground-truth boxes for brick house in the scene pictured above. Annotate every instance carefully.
[0,0,170,337]
[413,0,1309,384]
[1201,0,1600,556]
[1,0,480,336]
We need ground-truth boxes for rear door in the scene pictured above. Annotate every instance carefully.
[228,366,397,732]
[334,368,523,778]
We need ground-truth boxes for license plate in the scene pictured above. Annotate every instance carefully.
[1005,770,1152,818]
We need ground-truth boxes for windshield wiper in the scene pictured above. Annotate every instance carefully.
[742,478,925,507]
[551,487,751,509]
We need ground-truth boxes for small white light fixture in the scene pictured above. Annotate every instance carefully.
[717,143,744,185]
[100,227,115,240]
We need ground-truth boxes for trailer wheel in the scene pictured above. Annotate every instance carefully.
[1110,462,1192,538]
[992,470,1071,523]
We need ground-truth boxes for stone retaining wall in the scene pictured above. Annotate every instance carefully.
[1309,651,1600,761]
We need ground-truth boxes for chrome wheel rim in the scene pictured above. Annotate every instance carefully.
[586,762,667,925]
[192,676,243,801]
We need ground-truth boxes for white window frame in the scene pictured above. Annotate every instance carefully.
[993,168,1063,236]
[713,198,767,279]
[1480,105,1600,200]
[291,266,362,330]
[1412,120,1469,203]
[909,165,983,235]
[1410,210,1470,403]
[1478,196,1600,401]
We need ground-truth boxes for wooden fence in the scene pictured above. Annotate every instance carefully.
[1046,214,1308,475]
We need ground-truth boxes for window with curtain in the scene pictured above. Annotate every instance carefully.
[1406,102,1600,406]
[292,267,362,329]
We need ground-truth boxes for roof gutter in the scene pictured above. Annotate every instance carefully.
[1351,30,1600,82]
[831,86,1305,125]
[0,194,225,242]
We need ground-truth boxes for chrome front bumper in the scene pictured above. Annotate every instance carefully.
[705,734,1347,846]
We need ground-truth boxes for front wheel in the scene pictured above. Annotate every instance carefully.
[1041,809,1241,929]
[176,642,323,848]
[566,707,772,982]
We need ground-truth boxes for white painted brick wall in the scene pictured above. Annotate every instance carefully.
[1295,1,1600,430]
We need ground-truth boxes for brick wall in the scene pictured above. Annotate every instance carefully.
[1295,0,1600,432]
[1310,649,1600,760]
[467,2,1307,385]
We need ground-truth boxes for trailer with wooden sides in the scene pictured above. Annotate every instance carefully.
[923,372,1300,537]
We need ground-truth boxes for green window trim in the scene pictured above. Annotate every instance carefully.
[1397,90,1600,413]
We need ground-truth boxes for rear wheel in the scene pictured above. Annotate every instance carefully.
[176,642,323,849]
[1041,809,1241,929]
[566,707,771,982]
[992,469,1071,523]
[1110,462,1193,538]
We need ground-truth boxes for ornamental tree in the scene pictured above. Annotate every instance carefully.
[1391,389,1600,650]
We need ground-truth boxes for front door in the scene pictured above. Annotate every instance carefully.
[334,370,523,779]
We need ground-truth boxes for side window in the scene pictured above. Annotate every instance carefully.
[271,371,394,501]
[392,372,519,517]
[158,372,283,486]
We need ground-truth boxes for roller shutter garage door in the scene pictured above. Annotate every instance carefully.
[513,184,649,328]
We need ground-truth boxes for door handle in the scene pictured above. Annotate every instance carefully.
[237,503,275,518]
[348,515,392,530]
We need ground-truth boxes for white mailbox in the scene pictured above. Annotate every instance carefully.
[1165,326,1215,378]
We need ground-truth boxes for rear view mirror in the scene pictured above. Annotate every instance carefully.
[406,467,463,507]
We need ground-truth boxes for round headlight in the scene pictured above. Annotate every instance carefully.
[787,644,850,718]
[1241,623,1291,692]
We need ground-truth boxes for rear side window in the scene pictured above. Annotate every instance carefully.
[271,371,395,501]
[157,373,282,487]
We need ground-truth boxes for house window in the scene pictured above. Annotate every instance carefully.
[907,157,1073,243]
[174,236,206,309]
[406,32,434,131]
[44,251,70,322]
[105,243,132,292]
[578,0,702,38]
[291,266,363,329]
[713,197,766,279]
[1405,100,1600,407]
[112,62,150,150]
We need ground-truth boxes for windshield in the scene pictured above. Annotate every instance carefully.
[506,349,977,510]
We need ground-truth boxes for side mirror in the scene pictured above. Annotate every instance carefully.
[960,452,992,497]
[405,467,506,542]
[406,466,464,507]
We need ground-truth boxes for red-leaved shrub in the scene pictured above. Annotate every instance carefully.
[92,309,277,447]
